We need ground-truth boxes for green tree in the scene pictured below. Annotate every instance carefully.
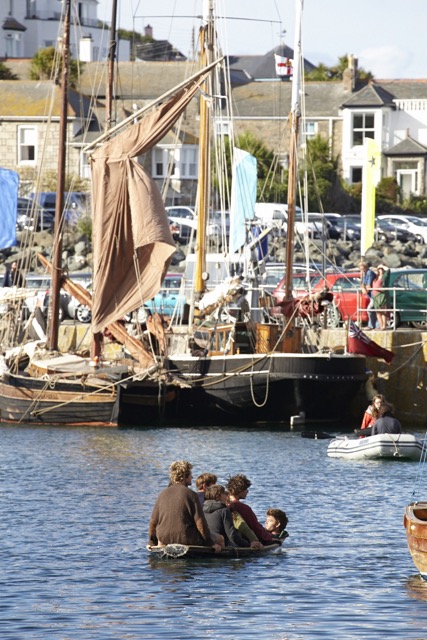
[0,62,18,80]
[305,54,374,82]
[30,47,81,88]
[302,135,352,211]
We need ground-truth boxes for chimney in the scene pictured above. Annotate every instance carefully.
[145,24,153,38]
[79,34,93,62]
[343,54,358,92]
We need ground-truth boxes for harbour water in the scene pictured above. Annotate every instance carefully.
[2,423,427,639]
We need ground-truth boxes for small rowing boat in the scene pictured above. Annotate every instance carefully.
[403,502,427,580]
[327,433,423,461]
[147,543,281,559]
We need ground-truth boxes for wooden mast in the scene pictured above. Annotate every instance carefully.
[91,0,118,359]
[193,0,214,321]
[48,0,70,351]
[105,0,118,131]
[284,0,303,302]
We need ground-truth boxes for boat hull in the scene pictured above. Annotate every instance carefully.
[147,543,281,559]
[327,433,423,460]
[404,502,427,579]
[0,374,119,426]
[119,352,367,425]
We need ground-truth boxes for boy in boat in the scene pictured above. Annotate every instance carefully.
[195,472,217,505]
[203,484,262,549]
[226,474,280,545]
[203,485,262,549]
[147,460,222,552]
[265,508,289,540]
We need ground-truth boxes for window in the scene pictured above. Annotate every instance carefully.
[351,167,362,183]
[18,126,37,165]
[153,148,175,178]
[302,121,317,139]
[352,113,375,146]
[180,147,198,178]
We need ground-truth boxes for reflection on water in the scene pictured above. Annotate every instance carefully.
[1,424,427,639]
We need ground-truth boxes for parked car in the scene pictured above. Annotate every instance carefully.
[375,218,417,243]
[325,215,361,241]
[16,197,54,232]
[294,213,341,240]
[272,270,369,328]
[377,215,427,244]
[31,192,89,224]
[384,268,427,328]
[139,273,186,320]
[166,206,219,243]
[344,215,416,243]
[24,273,68,321]
[63,272,93,322]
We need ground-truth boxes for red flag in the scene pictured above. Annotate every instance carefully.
[347,320,395,364]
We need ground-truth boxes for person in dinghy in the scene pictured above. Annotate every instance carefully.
[147,461,222,553]
[203,485,263,549]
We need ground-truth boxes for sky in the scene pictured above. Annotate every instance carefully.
[96,0,427,79]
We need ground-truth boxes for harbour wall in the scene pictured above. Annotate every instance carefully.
[309,327,427,429]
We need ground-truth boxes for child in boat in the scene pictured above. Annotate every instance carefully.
[195,472,217,505]
[360,394,385,430]
[203,485,262,549]
[265,508,289,540]
[226,474,279,545]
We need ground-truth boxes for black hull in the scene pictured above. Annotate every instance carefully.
[0,374,119,426]
[119,352,368,426]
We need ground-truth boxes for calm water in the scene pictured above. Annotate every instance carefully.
[2,424,427,640]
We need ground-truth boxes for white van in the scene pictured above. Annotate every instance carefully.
[254,203,302,228]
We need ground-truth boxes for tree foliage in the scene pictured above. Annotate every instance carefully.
[0,62,18,80]
[30,47,81,88]
[305,54,374,82]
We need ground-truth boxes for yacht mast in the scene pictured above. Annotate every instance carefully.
[284,0,303,301]
[48,0,70,351]
[193,0,214,317]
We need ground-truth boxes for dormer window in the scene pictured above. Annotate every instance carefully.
[352,113,375,146]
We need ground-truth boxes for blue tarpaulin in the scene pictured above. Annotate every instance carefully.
[0,168,18,249]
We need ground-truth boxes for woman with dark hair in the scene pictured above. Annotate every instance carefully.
[360,394,385,430]
[372,265,390,330]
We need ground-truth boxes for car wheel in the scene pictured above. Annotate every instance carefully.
[386,311,400,329]
[415,235,425,244]
[411,320,427,329]
[76,305,91,323]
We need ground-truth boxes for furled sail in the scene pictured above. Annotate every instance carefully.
[90,69,212,333]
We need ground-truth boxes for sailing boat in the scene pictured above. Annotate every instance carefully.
[403,434,427,579]
[115,0,368,426]
[0,1,213,426]
[0,0,367,427]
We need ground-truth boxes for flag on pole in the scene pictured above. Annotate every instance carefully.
[361,138,381,255]
[274,54,293,78]
[347,320,395,364]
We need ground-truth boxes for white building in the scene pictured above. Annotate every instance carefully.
[1,0,130,62]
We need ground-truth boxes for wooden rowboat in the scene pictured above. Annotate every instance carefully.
[147,543,281,559]
[403,502,427,579]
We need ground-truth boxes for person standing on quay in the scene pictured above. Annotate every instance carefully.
[147,460,222,552]
[359,261,377,330]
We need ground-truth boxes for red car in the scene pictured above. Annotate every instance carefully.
[272,271,369,327]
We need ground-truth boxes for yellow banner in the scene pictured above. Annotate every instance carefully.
[361,138,381,255]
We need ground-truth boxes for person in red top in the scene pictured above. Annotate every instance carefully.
[360,394,385,430]
[226,474,279,545]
